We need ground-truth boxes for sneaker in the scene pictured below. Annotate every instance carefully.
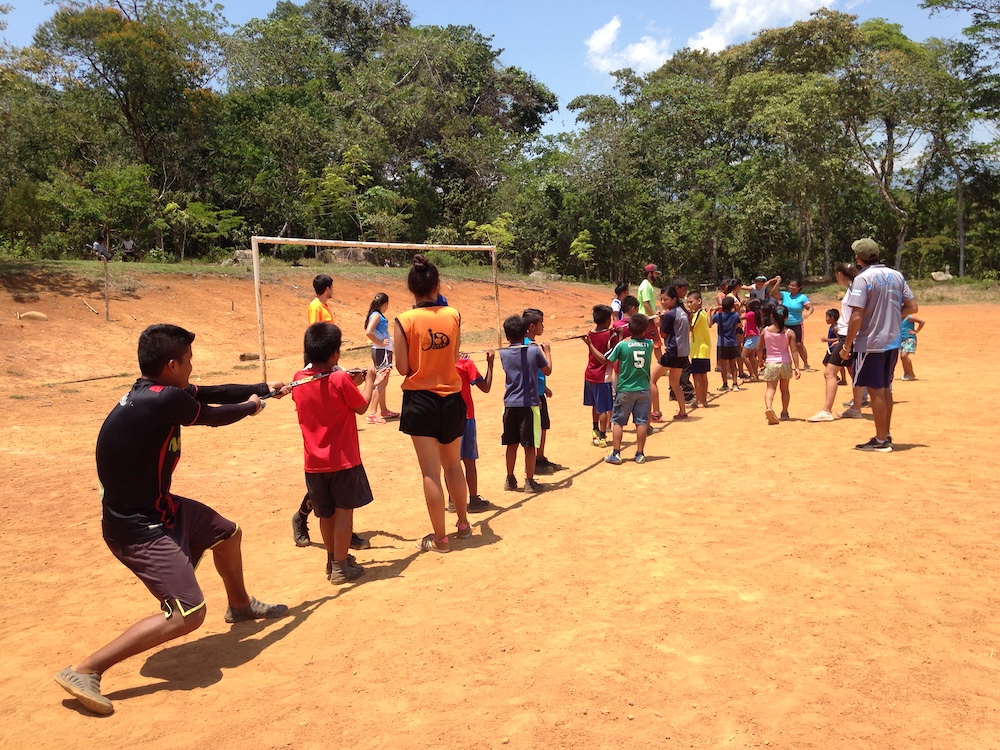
[415,533,450,553]
[604,452,623,465]
[780,411,790,421]
[598,435,608,448]
[468,495,491,513]
[349,533,371,550]
[55,667,114,715]
[224,596,289,623]
[855,437,892,453]
[380,410,401,419]
[808,410,835,422]
[329,559,365,584]
[840,408,863,419]
[365,413,387,424]
[901,375,916,381]
[717,385,729,392]
[456,522,473,539]
[591,430,602,446]
[731,385,741,392]
[765,408,780,425]
[291,511,310,547]
[634,452,646,464]
[325,555,357,577]
[739,373,752,380]
[504,475,520,492]
[524,477,546,493]
[844,398,870,408]
[686,399,697,409]
[446,498,456,513]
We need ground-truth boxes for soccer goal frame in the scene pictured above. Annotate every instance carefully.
[249,236,500,380]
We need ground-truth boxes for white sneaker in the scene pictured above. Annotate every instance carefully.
[840,408,863,419]
[808,410,834,422]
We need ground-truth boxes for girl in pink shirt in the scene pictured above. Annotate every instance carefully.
[757,305,800,425]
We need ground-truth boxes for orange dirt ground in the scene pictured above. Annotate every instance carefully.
[0,268,997,749]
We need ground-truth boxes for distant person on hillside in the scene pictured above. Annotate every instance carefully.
[120,235,138,261]
[91,239,111,261]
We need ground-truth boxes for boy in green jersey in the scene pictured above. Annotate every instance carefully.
[585,313,653,465]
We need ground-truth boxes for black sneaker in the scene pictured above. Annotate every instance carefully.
[468,495,491,513]
[855,437,892,453]
[350,533,371,550]
[329,559,364,585]
[224,597,289,623]
[524,477,546,493]
[291,511,310,547]
[325,554,357,577]
[504,475,520,492]
[446,498,456,513]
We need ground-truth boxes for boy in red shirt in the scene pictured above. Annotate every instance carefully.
[581,304,618,447]
[450,350,495,513]
[293,322,387,584]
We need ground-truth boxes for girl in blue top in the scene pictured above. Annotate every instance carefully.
[900,314,926,380]
[769,276,814,370]
[364,293,398,423]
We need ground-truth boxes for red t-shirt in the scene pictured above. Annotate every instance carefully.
[585,328,617,383]
[292,368,367,472]
[455,358,483,419]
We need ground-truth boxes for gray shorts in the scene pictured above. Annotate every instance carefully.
[612,389,651,427]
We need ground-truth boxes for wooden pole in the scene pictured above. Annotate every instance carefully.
[251,237,267,381]
[491,247,502,348]
[103,258,109,321]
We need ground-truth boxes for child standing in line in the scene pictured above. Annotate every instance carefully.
[500,315,551,493]
[741,299,762,381]
[820,307,848,386]
[363,292,399,424]
[757,305,800,424]
[686,291,711,408]
[611,281,630,321]
[657,285,690,419]
[612,296,639,341]
[711,296,741,392]
[582,304,617,447]
[293,323,388,583]
[451,351,495,512]
[587,314,653,464]
[308,274,334,324]
[900,314,926,380]
[522,308,559,473]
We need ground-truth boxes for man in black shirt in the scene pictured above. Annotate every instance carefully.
[56,324,289,715]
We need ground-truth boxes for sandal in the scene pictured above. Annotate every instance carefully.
[380,410,400,419]
[649,411,664,423]
[365,414,386,424]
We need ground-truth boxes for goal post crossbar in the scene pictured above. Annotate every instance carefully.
[250,236,502,380]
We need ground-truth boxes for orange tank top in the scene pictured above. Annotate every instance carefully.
[396,305,462,395]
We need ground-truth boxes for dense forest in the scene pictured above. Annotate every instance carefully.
[1,0,999,282]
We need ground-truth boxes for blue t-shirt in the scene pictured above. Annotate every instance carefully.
[368,311,390,348]
[712,311,740,347]
[500,344,547,407]
[901,316,916,340]
[780,291,810,326]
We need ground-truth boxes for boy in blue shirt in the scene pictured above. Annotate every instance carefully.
[711,296,742,392]
[500,315,551,493]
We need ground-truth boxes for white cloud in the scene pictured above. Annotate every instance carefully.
[585,16,672,75]
[688,0,836,52]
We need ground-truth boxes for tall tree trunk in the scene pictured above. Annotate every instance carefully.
[709,234,719,281]
[940,138,967,277]
[821,200,831,279]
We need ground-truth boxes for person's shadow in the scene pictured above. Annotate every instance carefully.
[104,598,330,702]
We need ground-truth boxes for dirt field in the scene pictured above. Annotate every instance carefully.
[1,267,997,749]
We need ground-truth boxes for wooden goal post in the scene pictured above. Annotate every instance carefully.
[250,236,500,380]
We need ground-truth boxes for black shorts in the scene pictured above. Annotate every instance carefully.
[689,357,711,374]
[105,496,237,617]
[502,405,541,448]
[787,324,803,343]
[823,337,851,367]
[399,390,466,443]
[854,349,899,389]
[372,348,393,369]
[539,394,551,430]
[717,345,740,361]
[659,354,690,369]
[305,465,374,516]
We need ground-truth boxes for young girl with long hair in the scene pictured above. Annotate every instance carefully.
[363,292,398,424]
[757,304,801,424]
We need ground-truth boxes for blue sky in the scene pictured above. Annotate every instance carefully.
[3,0,974,132]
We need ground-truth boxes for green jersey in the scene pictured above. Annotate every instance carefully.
[608,338,653,392]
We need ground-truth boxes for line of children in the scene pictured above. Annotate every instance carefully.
[711,296,742,392]
[522,307,561,473]
[452,351,495,512]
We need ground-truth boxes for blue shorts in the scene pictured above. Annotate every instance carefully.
[853,349,899,389]
[612,389,651,427]
[460,417,478,460]
[689,358,711,374]
[743,335,760,350]
[583,381,614,414]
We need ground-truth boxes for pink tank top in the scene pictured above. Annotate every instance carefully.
[764,328,791,364]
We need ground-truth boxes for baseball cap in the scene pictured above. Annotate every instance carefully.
[644,263,660,274]
[851,238,880,262]
[754,275,767,282]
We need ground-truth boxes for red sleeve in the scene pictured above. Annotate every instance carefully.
[335,371,368,411]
